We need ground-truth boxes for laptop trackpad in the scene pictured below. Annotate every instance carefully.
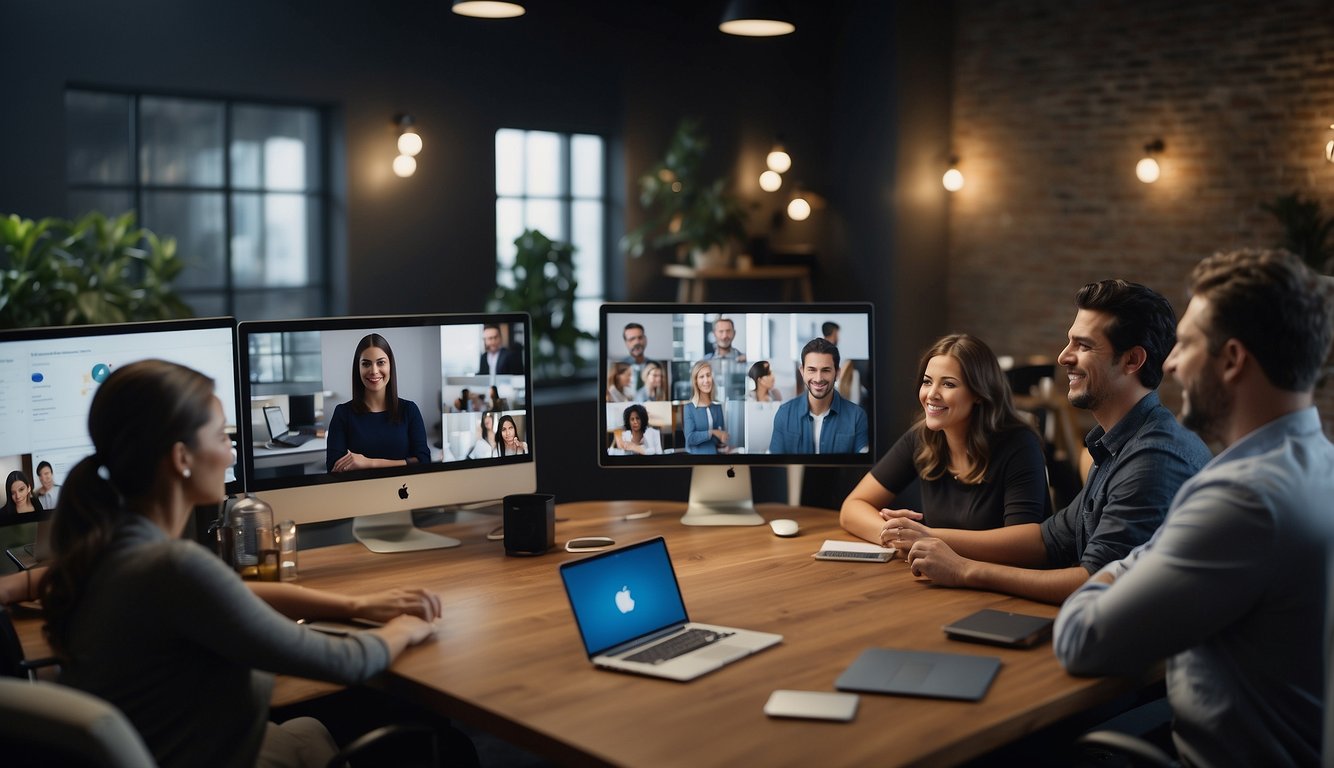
[696,644,748,662]
[890,662,933,687]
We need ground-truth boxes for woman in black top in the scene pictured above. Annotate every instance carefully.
[840,334,1050,544]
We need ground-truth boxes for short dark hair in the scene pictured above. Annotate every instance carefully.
[1190,249,1334,391]
[800,337,840,370]
[822,321,840,338]
[1075,279,1176,389]
[623,322,644,336]
[36,460,52,474]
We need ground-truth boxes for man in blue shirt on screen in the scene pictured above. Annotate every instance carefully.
[769,338,868,454]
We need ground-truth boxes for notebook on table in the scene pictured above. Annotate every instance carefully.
[835,648,1002,701]
[263,405,315,447]
[559,536,782,682]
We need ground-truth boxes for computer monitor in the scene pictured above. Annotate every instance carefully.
[237,313,536,553]
[0,318,243,567]
[599,303,875,525]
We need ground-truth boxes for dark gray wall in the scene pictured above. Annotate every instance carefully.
[0,0,952,505]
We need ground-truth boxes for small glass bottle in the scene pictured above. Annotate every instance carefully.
[277,520,298,582]
[229,494,274,579]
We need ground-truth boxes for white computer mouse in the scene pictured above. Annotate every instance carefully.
[769,518,799,537]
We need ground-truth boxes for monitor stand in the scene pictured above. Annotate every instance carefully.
[681,466,765,526]
[352,509,462,553]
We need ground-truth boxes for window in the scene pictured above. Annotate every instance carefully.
[494,129,606,349]
[65,89,330,320]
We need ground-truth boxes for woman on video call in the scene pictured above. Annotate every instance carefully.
[683,360,728,454]
[497,414,528,455]
[840,333,1049,544]
[326,333,431,472]
[2,469,43,522]
[616,403,663,455]
[467,411,499,459]
[41,359,442,768]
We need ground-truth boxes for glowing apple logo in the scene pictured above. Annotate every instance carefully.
[398,483,409,500]
[615,585,635,614]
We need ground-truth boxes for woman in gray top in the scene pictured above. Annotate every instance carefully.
[40,360,442,768]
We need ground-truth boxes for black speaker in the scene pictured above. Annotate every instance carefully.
[503,493,555,556]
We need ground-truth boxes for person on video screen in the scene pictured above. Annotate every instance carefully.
[616,403,663,455]
[769,338,868,455]
[497,414,528,456]
[326,333,431,472]
[2,470,43,523]
[683,360,728,454]
[478,323,521,375]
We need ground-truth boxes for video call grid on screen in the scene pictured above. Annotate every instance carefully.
[0,317,244,517]
[238,313,534,492]
[598,303,875,467]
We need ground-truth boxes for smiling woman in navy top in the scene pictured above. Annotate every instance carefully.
[326,333,430,472]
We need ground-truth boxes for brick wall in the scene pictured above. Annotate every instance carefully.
[948,0,1334,433]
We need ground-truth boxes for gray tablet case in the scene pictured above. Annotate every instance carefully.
[835,648,1001,701]
[943,609,1054,648]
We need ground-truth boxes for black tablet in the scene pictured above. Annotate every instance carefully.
[943,609,1054,648]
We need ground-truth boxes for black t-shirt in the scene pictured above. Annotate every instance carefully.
[871,426,1051,530]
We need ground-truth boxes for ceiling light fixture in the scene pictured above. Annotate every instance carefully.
[393,114,420,178]
[759,170,783,192]
[766,144,792,174]
[719,0,795,37]
[452,0,526,19]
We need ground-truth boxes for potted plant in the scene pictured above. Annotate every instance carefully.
[620,118,749,268]
[1261,192,1334,274]
[488,229,596,380]
[0,210,191,328]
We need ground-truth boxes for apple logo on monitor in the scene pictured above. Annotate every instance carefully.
[398,483,409,500]
[615,586,635,614]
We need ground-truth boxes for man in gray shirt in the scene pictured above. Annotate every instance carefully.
[884,279,1211,603]
[1055,249,1334,766]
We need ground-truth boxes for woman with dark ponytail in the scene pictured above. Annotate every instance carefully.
[40,360,444,768]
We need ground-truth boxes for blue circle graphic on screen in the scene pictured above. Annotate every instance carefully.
[91,363,111,382]
[30,372,43,383]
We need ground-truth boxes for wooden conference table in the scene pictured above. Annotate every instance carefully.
[17,501,1151,767]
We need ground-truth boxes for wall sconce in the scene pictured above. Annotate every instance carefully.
[942,155,964,192]
[1326,124,1333,163]
[393,114,421,178]
[452,0,525,18]
[1136,139,1164,184]
[719,0,795,37]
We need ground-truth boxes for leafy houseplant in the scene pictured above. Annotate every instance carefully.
[1260,193,1334,274]
[620,118,749,267]
[488,229,595,380]
[0,210,191,329]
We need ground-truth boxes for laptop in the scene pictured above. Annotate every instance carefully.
[559,536,782,682]
[835,648,1001,701]
[263,405,315,447]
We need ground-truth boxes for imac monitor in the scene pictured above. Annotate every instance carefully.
[599,303,875,525]
[238,313,535,553]
[0,318,243,567]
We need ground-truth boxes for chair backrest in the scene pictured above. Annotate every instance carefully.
[0,677,158,768]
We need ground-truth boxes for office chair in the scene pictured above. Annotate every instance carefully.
[0,677,157,768]
[0,605,59,680]
[1074,730,1179,768]
[325,723,440,768]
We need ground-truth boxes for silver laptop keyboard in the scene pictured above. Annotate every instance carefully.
[625,628,734,665]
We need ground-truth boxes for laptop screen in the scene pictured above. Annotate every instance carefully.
[263,405,288,440]
[560,537,689,657]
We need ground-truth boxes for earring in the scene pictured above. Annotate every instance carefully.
[183,468,192,479]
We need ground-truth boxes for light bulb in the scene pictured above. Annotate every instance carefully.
[719,18,795,36]
[759,170,782,192]
[942,168,964,192]
[452,1,525,18]
[1326,138,1333,163]
[397,131,422,157]
[1136,157,1160,184]
[392,154,417,178]
[766,149,792,174]
[787,197,811,221]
